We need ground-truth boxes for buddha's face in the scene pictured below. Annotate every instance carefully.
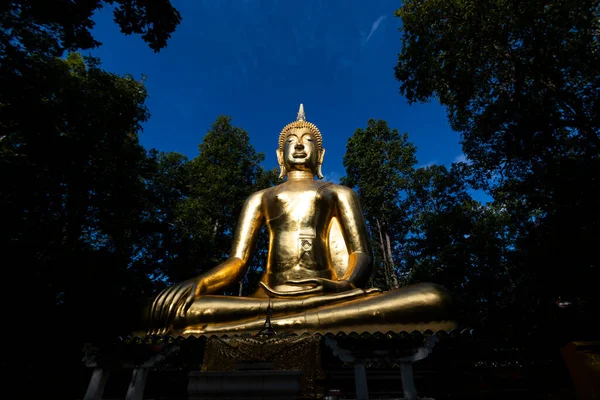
[282,128,319,173]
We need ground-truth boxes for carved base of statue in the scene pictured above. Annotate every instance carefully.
[190,335,324,398]
[81,328,473,400]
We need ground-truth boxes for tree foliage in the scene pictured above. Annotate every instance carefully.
[0,0,181,59]
[164,116,279,290]
[341,119,417,289]
[395,0,600,186]
[395,0,600,339]
[404,164,514,329]
[1,52,157,334]
[0,3,181,396]
[0,52,162,398]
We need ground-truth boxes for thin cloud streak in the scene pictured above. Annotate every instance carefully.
[364,15,387,44]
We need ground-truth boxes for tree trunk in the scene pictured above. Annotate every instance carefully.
[238,280,244,297]
[385,229,400,289]
[376,218,392,290]
[384,228,400,289]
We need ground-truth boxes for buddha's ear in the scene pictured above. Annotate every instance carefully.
[316,148,325,179]
[276,149,286,179]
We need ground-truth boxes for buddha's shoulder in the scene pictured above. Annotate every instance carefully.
[316,181,359,199]
[243,188,270,206]
[254,185,285,201]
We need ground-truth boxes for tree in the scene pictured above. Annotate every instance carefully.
[0,53,164,397]
[0,0,181,59]
[169,116,279,294]
[394,0,600,340]
[136,150,191,284]
[395,0,600,187]
[1,3,182,395]
[404,163,514,329]
[341,119,417,290]
[2,51,153,316]
[0,0,182,334]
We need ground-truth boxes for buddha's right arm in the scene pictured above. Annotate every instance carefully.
[193,190,265,296]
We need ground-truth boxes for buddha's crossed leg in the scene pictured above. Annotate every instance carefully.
[179,283,456,336]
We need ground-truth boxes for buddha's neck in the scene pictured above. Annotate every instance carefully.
[286,170,315,181]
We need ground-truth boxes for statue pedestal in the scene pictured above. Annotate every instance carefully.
[323,334,440,400]
[81,341,181,400]
[80,330,471,400]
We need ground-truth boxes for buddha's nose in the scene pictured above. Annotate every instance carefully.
[295,143,304,150]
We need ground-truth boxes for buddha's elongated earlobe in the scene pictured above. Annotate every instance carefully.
[276,149,286,179]
[316,148,325,179]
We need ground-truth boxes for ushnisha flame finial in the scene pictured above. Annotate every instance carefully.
[297,103,306,121]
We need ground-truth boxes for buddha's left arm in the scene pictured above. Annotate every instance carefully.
[335,186,373,288]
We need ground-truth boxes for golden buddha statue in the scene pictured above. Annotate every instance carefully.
[148,105,456,336]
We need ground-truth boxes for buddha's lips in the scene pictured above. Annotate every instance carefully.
[293,152,307,158]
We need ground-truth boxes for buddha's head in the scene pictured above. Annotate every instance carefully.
[277,104,325,179]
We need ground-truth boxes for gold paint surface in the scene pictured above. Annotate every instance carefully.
[147,105,456,336]
[328,216,349,280]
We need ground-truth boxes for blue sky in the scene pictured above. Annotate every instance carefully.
[89,0,466,185]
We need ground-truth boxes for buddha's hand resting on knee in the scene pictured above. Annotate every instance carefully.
[260,278,381,297]
[148,278,204,335]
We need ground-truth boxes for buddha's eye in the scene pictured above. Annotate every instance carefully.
[306,138,313,142]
